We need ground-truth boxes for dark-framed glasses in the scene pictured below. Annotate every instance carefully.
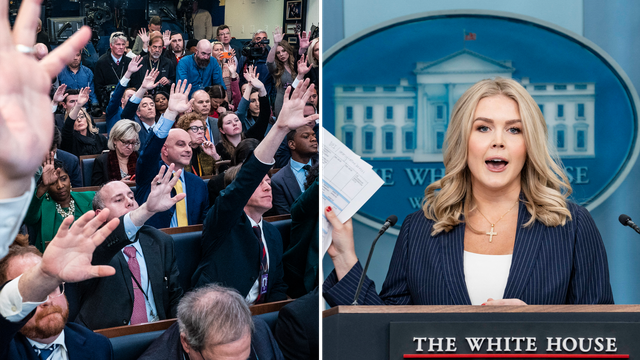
[189,126,206,133]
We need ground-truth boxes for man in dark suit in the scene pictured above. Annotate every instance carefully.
[138,284,283,360]
[271,125,317,215]
[94,31,132,109]
[73,167,185,330]
[274,288,319,360]
[120,68,162,147]
[192,79,319,303]
[130,34,176,95]
[135,80,209,229]
[0,213,118,360]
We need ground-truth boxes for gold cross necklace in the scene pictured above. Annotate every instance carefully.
[474,200,519,243]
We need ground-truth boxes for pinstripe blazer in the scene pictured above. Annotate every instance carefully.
[323,201,614,306]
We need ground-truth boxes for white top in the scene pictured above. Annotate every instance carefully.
[463,251,513,305]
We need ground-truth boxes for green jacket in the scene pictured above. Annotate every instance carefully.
[25,190,95,252]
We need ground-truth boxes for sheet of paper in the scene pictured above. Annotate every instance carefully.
[321,127,384,256]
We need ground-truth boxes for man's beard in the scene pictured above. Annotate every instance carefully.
[195,56,210,69]
[151,52,161,61]
[20,303,69,340]
[171,44,183,53]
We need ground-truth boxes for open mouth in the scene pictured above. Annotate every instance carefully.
[485,158,508,172]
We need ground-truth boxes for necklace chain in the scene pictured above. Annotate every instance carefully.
[474,200,519,243]
[55,198,76,218]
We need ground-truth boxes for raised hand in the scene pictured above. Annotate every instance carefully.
[138,28,150,45]
[296,54,311,79]
[126,55,144,76]
[0,0,92,199]
[298,31,310,51]
[243,64,258,83]
[228,57,237,75]
[202,141,220,160]
[140,69,161,90]
[77,87,91,107]
[145,163,186,213]
[273,26,284,44]
[163,30,171,46]
[39,209,120,283]
[165,80,193,119]
[52,84,68,104]
[276,78,318,131]
[40,154,59,187]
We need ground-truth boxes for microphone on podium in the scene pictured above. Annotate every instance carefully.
[619,214,640,234]
[352,215,398,305]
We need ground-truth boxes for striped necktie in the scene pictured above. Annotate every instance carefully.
[33,344,59,360]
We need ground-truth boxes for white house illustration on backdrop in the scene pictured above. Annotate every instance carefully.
[334,49,595,162]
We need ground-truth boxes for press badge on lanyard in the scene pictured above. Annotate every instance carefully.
[260,273,269,296]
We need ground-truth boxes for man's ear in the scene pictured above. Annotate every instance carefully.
[95,208,102,216]
[287,139,296,151]
[179,333,193,355]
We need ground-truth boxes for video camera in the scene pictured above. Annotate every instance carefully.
[241,39,270,61]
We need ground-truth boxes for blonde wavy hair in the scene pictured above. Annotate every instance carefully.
[423,78,572,235]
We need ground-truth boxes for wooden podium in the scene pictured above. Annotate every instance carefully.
[323,305,640,360]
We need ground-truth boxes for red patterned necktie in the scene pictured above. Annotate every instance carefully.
[123,246,147,324]
[252,225,268,304]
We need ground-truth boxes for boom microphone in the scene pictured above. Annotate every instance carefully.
[352,215,398,305]
[619,214,640,235]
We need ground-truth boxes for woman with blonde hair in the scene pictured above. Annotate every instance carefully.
[324,77,613,306]
[91,119,141,186]
[60,87,108,157]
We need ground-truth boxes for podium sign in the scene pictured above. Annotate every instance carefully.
[323,306,640,360]
[391,322,632,359]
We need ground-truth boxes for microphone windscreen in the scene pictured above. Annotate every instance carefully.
[387,215,398,227]
[619,214,631,225]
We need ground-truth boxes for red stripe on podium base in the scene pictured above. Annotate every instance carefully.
[404,355,630,359]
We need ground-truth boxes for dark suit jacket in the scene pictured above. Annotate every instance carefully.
[324,201,615,306]
[57,149,83,188]
[274,288,319,360]
[193,154,287,301]
[94,51,131,107]
[120,101,153,148]
[129,54,176,94]
[137,317,283,360]
[73,217,183,330]
[1,310,113,360]
[271,163,302,215]
[283,180,318,298]
[135,131,209,229]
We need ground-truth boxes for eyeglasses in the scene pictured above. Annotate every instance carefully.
[51,283,65,298]
[119,140,140,147]
[189,126,205,133]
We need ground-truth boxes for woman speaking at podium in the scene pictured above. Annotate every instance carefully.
[324,78,614,306]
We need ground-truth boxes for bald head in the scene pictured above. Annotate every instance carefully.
[34,43,48,61]
[192,90,211,116]
[194,40,212,68]
[162,129,193,168]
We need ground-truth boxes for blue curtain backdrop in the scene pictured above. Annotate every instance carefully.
[322,0,640,304]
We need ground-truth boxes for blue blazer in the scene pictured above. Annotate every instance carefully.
[271,163,302,215]
[0,312,113,360]
[324,201,614,306]
[105,79,127,134]
[135,131,209,229]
